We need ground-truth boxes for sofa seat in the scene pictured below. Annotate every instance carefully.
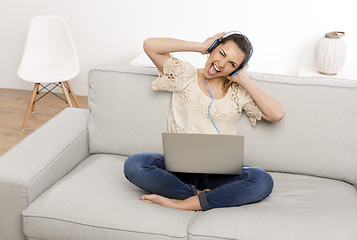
[22,154,197,240]
[189,173,357,240]
[23,154,357,240]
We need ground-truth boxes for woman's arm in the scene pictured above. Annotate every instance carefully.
[143,33,225,72]
[227,65,285,122]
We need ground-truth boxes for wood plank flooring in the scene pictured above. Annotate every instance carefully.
[0,87,88,156]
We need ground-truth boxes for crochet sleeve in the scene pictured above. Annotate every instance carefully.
[242,99,263,127]
[234,85,263,127]
[152,56,196,92]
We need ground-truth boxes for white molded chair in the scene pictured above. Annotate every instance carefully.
[18,16,80,131]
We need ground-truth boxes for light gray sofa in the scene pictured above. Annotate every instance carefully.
[1,65,357,240]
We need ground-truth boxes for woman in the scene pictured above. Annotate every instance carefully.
[124,32,284,211]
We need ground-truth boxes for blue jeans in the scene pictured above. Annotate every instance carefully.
[124,152,274,210]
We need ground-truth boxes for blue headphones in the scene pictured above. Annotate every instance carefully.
[207,30,253,76]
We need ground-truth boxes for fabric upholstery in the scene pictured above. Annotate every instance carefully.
[88,66,170,156]
[0,108,89,240]
[3,66,356,240]
[189,172,357,239]
[23,155,357,240]
[88,66,357,187]
[23,154,197,240]
[237,72,357,187]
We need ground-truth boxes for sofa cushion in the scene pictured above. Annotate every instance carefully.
[237,73,357,187]
[188,172,357,240]
[88,66,170,156]
[88,66,357,187]
[22,153,357,240]
[22,154,196,240]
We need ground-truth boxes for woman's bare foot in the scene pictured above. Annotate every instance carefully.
[141,189,211,211]
[141,194,179,207]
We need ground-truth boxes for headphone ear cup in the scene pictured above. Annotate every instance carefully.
[207,39,221,53]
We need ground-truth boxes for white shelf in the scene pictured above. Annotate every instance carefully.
[298,67,357,81]
[130,52,206,69]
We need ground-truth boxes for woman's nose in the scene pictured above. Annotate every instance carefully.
[218,59,228,68]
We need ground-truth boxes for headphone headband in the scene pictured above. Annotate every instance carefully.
[207,31,253,76]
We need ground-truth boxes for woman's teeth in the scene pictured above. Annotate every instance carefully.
[208,63,221,76]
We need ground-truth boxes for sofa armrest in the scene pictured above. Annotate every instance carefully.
[0,108,89,240]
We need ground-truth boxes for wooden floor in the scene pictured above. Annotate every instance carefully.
[0,87,88,156]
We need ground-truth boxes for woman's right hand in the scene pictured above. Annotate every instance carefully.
[200,32,226,54]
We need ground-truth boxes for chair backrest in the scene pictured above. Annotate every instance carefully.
[18,16,79,82]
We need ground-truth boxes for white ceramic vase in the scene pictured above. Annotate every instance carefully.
[315,31,346,75]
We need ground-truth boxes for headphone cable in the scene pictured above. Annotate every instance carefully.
[204,78,221,135]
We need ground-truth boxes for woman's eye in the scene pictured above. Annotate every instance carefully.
[220,51,224,56]
[231,63,236,67]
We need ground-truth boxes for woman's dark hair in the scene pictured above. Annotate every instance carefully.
[220,33,252,70]
[220,33,252,93]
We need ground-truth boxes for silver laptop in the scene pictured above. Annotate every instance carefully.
[162,132,244,175]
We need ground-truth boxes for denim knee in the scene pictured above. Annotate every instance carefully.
[199,168,274,210]
[254,168,274,200]
[123,152,164,183]
[124,155,137,183]
[124,153,147,182]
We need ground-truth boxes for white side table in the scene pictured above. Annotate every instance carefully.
[298,67,357,81]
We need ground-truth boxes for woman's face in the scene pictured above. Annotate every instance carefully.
[204,40,245,79]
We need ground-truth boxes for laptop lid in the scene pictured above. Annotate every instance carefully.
[162,133,244,175]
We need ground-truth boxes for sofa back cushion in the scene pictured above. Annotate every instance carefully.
[88,66,357,187]
[238,72,357,187]
[88,66,170,156]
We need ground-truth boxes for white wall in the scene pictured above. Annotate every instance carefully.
[0,0,356,96]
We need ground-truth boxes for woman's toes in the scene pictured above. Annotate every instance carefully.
[141,195,153,203]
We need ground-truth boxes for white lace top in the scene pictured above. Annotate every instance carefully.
[152,57,262,135]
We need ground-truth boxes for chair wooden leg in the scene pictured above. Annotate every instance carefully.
[60,81,73,107]
[65,81,80,108]
[22,83,40,131]
[31,86,39,113]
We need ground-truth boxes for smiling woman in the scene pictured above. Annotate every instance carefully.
[206,38,250,94]
[124,32,285,211]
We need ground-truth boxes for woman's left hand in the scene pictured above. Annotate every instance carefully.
[200,32,226,54]
[226,64,249,84]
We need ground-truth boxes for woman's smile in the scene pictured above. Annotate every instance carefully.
[205,41,245,78]
[207,63,221,76]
